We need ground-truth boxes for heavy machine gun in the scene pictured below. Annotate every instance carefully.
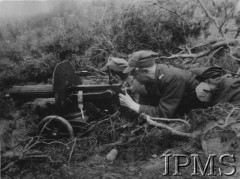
[9,60,125,138]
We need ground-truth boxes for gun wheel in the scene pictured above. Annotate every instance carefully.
[37,115,74,139]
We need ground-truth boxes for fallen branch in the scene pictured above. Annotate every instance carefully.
[149,116,190,128]
[2,138,41,172]
[192,38,223,50]
[1,135,69,173]
[160,39,240,60]
[144,115,194,138]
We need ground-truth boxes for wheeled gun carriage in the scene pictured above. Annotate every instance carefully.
[9,60,124,138]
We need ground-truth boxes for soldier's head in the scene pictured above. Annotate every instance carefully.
[130,78,148,95]
[123,50,158,84]
[100,56,128,81]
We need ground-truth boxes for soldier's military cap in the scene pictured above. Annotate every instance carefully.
[100,57,128,72]
[123,50,158,74]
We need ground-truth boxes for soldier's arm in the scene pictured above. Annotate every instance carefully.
[138,74,186,118]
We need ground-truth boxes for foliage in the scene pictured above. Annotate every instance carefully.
[0,0,216,87]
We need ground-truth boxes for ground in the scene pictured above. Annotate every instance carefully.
[1,79,240,179]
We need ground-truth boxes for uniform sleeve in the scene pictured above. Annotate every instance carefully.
[138,74,186,118]
[138,95,150,105]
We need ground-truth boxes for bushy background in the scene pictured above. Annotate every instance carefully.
[0,0,225,88]
[0,0,239,121]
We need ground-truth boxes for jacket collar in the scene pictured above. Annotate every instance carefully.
[153,64,162,96]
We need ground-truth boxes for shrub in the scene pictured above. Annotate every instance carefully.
[0,0,237,87]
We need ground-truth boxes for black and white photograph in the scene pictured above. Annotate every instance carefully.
[0,0,240,178]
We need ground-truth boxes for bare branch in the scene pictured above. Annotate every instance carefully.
[159,39,240,60]
[186,45,192,54]
[1,161,16,172]
[160,53,194,59]
[230,54,240,62]
[204,46,223,66]
[149,116,190,128]
[68,138,77,164]
[84,63,107,75]
[235,29,240,39]
[39,141,70,149]
[196,0,226,38]
[152,2,191,28]
[237,67,240,74]
[219,2,228,31]
[192,38,223,49]
[196,0,219,27]
[144,115,194,138]
[202,107,237,137]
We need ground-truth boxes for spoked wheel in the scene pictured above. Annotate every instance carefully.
[37,115,74,139]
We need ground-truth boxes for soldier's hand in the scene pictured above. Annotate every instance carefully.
[119,92,140,113]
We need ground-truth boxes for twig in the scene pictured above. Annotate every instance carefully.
[197,0,228,39]
[131,126,144,135]
[237,67,240,74]
[23,140,40,156]
[39,141,70,149]
[219,2,228,32]
[10,139,30,150]
[192,39,222,49]
[68,138,77,164]
[145,115,193,138]
[204,46,223,66]
[197,0,220,32]
[1,161,17,172]
[82,111,119,134]
[78,114,113,137]
[224,107,236,126]
[85,63,106,75]
[2,133,72,173]
[160,39,240,60]
[230,54,240,62]
[202,107,237,136]
[24,137,35,151]
[186,45,192,54]
[1,154,61,172]
[161,149,172,157]
[149,116,190,128]
[152,2,190,28]
[235,28,240,39]
[37,117,54,140]
[2,138,40,172]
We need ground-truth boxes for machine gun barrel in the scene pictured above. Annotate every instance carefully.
[69,84,122,93]
[8,84,122,100]
[9,84,54,99]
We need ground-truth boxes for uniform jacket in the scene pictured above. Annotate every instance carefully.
[138,64,207,118]
[208,76,240,106]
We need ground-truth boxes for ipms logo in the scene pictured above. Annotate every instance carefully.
[162,154,236,176]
